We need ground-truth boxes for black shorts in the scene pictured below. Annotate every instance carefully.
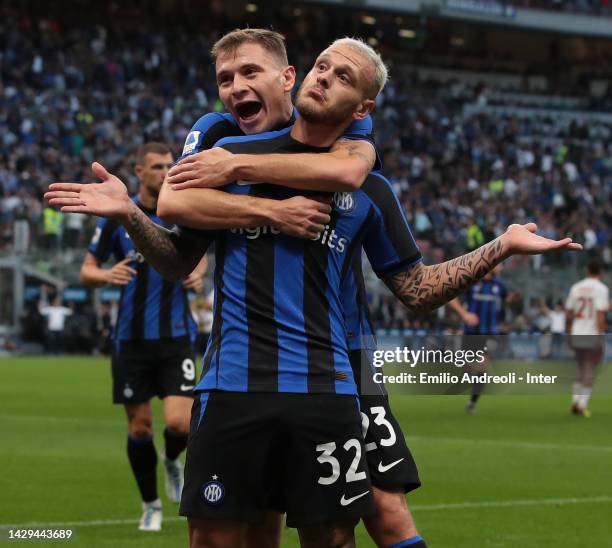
[111,337,197,404]
[349,350,421,493]
[360,394,421,493]
[180,391,375,528]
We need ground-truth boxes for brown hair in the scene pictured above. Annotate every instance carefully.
[587,260,602,276]
[135,142,171,165]
[211,28,288,67]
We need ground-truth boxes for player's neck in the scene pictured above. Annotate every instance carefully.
[290,118,348,148]
[138,188,158,211]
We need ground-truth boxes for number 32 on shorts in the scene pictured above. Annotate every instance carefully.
[316,439,366,485]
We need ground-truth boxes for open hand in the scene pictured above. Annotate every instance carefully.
[45,162,133,221]
[501,223,582,256]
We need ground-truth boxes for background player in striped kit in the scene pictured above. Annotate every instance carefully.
[77,142,207,531]
[448,264,508,413]
[565,260,609,418]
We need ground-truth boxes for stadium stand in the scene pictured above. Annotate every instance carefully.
[1,0,610,339]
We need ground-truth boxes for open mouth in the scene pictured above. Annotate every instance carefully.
[235,101,262,121]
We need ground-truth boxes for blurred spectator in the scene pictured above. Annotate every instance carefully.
[42,207,63,251]
[38,285,72,353]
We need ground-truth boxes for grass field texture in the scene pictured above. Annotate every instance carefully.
[1,357,611,547]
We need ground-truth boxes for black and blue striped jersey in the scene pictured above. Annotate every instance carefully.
[464,277,507,335]
[88,197,197,342]
[195,128,421,395]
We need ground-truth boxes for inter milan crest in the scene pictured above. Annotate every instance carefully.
[201,476,225,505]
[333,192,356,213]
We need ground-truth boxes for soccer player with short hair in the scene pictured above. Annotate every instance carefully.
[77,142,207,531]
[565,260,609,418]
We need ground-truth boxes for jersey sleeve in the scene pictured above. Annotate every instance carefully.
[342,114,381,170]
[88,217,120,263]
[178,112,241,161]
[172,225,215,255]
[360,172,422,278]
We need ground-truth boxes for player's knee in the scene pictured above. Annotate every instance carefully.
[299,521,357,548]
[127,417,153,438]
[165,416,190,436]
[189,518,245,548]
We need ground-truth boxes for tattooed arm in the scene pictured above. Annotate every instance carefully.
[121,204,206,281]
[46,162,207,282]
[383,224,582,314]
[166,138,376,192]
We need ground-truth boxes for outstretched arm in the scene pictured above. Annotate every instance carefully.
[45,162,205,281]
[165,139,376,192]
[383,224,582,314]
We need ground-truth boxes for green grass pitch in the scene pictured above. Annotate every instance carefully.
[1,357,611,547]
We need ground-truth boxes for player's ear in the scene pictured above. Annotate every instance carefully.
[352,98,375,121]
[281,65,296,93]
[134,163,144,178]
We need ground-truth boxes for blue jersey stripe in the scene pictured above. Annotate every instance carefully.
[117,281,135,340]
[341,267,361,351]
[322,221,354,394]
[171,283,185,338]
[478,284,489,334]
[274,236,309,393]
[489,287,497,334]
[144,270,162,339]
[217,233,249,392]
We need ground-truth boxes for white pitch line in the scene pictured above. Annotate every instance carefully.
[2,496,611,529]
[407,435,612,453]
[0,516,186,529]
[410,495,612,511]
[0,414,118,426]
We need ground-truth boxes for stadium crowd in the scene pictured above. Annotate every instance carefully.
[1,1,610,333]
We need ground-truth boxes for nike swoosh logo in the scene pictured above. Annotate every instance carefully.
[340,491,369,506]
[236,180,261,186]
[180,384,194,391]
[377,458,404,473]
